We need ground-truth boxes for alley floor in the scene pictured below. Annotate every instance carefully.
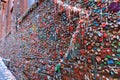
[0,57,16,80]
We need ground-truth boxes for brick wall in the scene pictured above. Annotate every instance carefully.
[0,0,119,80]
[0,0,28,40]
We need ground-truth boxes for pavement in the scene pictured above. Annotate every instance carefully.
[0,57,16,80]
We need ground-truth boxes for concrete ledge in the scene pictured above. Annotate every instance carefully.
[0,57,16,80]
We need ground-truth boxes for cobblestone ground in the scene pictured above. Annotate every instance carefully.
[0,57,16,80]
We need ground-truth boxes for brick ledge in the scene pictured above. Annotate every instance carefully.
[17,1,40,24]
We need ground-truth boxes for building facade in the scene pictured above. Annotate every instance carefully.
[0,0,40,40]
